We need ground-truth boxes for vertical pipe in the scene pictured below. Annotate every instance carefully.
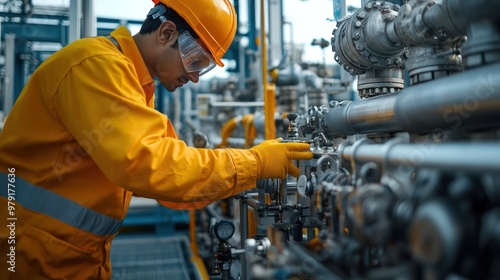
[265,84,276,139]
[174,89,182,131]
[69,0,82,43]
[3,34,15,118]
[184,87,192,134]
[20,42,31,89]
[260,0,276,140]
[268,0,282,66]
[189,209,210,280]
[333,0,347,21]
[279,178,287,205]
[189,211,199,255]
[82,0,96,37]
[238,39,246,93]
[248,0,258,51]
[239,194,250,280]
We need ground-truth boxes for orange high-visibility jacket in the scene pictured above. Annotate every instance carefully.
[0,26,257,279]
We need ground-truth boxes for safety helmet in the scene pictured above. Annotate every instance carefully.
[152,0,237,67]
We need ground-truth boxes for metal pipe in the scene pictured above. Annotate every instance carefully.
[443,0,500,28]
[239,194,250,280]
[268,0,282,66]
[69,0,81,43]
[246,196,261,210]
[3,34,15,117]
[279,179,287,205]
[82,0,96,37]
[322,62,500,136]
[238,39,246,93]
[421,2,464,38]
[210,101,264,107]
[333,0,347,21]
[286,242,345,280]
[206,203,226,222]
[398,0,500,47]
[341,142,500,173]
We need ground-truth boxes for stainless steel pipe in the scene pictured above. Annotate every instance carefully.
[322,62,500,136]
[341,142,500,173]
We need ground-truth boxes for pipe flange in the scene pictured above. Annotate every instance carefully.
[332,1,405,75]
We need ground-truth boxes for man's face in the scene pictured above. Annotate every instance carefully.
[154,43,199,92]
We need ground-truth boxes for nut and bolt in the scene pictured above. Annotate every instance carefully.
[357,11,366,20]
[353,32,361,41]
[365,2,373,12]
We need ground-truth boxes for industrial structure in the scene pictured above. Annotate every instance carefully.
[1,0,499,279]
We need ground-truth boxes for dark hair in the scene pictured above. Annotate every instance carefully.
[139,3,198,42]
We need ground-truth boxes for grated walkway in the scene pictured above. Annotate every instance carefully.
[110,236,197,280]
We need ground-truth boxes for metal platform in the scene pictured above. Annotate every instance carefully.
[110,235,199,280]
[122,197,190,236]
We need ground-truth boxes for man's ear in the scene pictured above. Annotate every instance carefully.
[157,20,178,45]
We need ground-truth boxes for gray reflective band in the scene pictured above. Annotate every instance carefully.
[0,173,123,236]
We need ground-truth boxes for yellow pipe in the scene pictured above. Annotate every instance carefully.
[189,210,210,280]
[265,84,276,139]
[260,0,276,140]
[190,255,209,280]
[241,114,257,148]
[189,210,199,255]
[215,116,240,148]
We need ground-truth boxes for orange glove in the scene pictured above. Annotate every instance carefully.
[250,138,313,179]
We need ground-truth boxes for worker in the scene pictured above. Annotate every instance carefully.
[0,0,312,279]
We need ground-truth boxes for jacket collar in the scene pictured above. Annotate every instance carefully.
[110,26,155,90]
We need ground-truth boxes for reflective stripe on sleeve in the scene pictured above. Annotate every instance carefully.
[0,173,123,236]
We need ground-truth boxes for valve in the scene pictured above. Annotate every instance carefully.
[209,220,236,280]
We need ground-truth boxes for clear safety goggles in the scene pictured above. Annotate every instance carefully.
[178,31,216,76]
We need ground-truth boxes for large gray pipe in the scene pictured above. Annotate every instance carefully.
[321,62,500,136]
[422,0,500,38]
[341,142,500,173]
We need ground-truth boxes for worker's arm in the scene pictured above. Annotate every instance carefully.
[53,54,258,203]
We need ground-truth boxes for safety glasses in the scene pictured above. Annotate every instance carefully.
[177,31,216,76]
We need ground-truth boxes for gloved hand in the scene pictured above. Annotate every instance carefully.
[250,138,313,179]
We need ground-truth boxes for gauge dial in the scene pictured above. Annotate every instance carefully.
[193,132,209,148]
[214,220,235,241]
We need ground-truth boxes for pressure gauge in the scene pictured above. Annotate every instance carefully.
[193,131,209,148]
[212,220,235,242]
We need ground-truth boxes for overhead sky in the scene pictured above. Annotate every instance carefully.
[33,0,361,65]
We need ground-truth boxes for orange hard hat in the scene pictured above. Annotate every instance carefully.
[152,0,237,67]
